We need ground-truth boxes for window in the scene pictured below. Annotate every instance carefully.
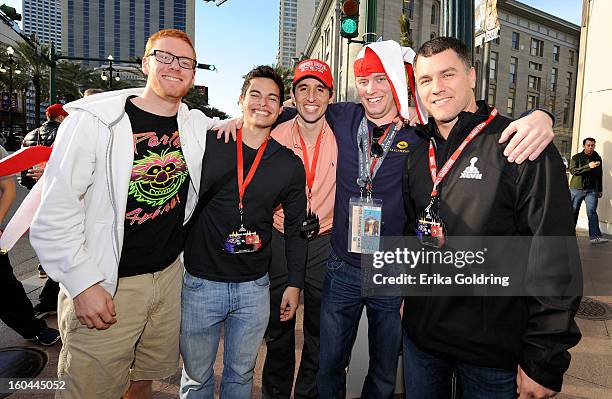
[507,90,515,116]
[403,0,414,19]
[563,101,571,125]
[566,72,573,95]
[528,75,541,91]
[527,94,539,109]
[569,50,575,66]
[488,84,497,106]
[531,38,543,57]
[550,67,558,91]
[552,45,560,62]
[431,3,438,24]
[489,51,498,81]
[493,36,500,45]
[509,57,517,85]
[511,32,520,50]
[529,61,542,71]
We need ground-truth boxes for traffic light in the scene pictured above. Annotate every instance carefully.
[198,63,217,71]
[340,0,360,39]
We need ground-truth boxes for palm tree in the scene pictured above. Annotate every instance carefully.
[399,10,414,48]
[273,63,293,100]
[12,41,50,127]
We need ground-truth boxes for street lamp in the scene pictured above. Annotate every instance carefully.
[100,54,120,89]
[0,46,22,143]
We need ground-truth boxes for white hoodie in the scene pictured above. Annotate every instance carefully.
[30,88,222,298]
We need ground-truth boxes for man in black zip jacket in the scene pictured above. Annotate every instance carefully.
[402,37,582,399]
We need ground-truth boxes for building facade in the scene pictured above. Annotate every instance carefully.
[61,0,195,65]
[23,0,63,52]
[278,0,320,67]
[573,0,611,234]
[475,0,580,159]
[304,0,579,159]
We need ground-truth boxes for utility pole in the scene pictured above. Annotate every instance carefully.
[441,0,475,60]
[364,0,377,43]
[49,43,56,103]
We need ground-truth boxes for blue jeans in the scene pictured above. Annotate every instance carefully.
[179,272,270,399]
[317,250,402,398]
[570,188,602,238]
[403,332,516,399]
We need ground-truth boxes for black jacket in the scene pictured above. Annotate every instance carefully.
[569,150,602,192]
[402,101,582,392]
[19,120,60,189]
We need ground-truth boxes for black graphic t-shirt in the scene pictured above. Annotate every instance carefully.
[118,97,190,277]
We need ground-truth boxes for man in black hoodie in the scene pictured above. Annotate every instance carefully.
[402,37,582,399]
[20,103,67,189]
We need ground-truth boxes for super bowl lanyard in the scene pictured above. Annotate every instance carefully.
[236,128,268,227]
[297,122,324,209]
[428,108,498,198]
[356,116,397,199]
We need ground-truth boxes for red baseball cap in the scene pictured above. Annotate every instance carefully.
[292,59,333,90]
[46,103,68,118]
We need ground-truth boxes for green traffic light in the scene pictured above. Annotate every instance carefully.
[341,18,358,35]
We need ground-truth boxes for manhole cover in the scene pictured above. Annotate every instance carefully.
[576,297,612,321]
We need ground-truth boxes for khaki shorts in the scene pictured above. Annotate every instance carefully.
[56,257,182,399]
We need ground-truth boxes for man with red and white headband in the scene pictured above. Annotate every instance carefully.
[262,59,337,398]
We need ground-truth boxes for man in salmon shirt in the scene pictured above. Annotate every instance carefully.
[263,59,336,399]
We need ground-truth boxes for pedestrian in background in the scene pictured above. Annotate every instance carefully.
[569,137,608,244]
[0,143,60,346]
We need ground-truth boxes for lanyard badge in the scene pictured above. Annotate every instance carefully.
[416,108,498,248]
[297,122,323,240]
[349,118,396,254]
[416,195,446,248]
[224,128,266,254]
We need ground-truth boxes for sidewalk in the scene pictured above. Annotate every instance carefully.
[1,231,610,398]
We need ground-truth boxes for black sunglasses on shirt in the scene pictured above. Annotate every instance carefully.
[370,126,386,158]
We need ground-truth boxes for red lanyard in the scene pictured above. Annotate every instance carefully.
[369,124,393,177]
[297,123,324,199]
[237,128,268,210]
[428,108,498,196]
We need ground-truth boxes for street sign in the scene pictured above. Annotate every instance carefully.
[1,92,9,111]
[475,0,501,46]
[10,93,17,110]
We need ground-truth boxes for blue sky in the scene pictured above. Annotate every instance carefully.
[3,0,582,116]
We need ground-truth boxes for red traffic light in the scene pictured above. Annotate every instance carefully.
[341,0,359,16]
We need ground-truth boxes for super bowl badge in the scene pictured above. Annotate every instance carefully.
[224,226,262,254]
[348,197,382,254]
[416,200,446,248]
